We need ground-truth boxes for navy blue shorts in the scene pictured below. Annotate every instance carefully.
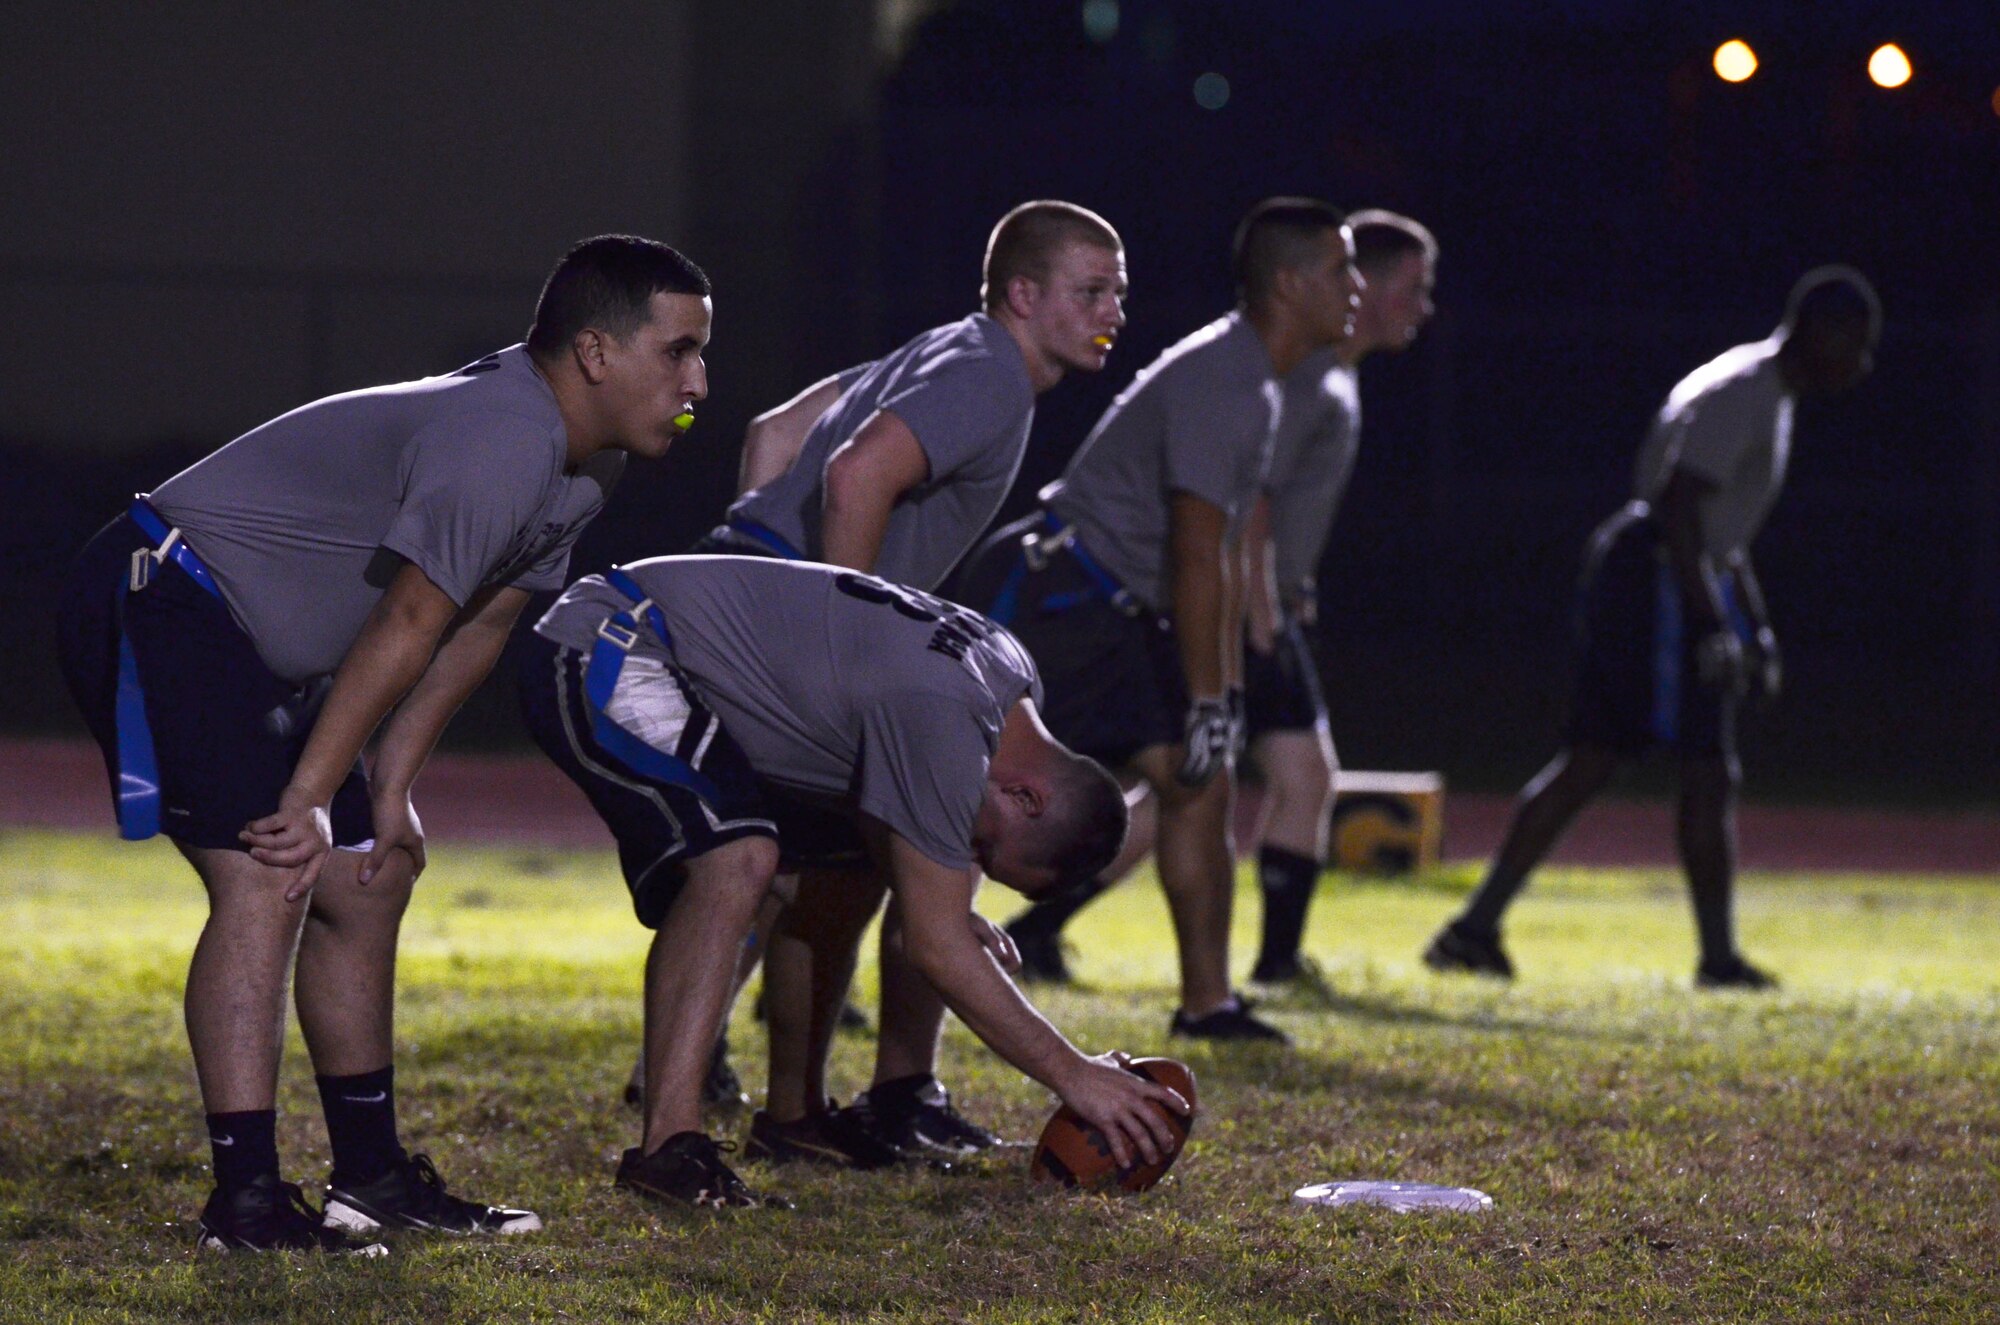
[1244,616,1329,740]
[56,513,373,851]
[954,514,1186,770]
[516,633,865,923]
[1565,503,1745,763]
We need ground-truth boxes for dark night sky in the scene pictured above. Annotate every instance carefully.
[4,1,1995,799]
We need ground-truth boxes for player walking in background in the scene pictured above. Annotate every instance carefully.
[669,201,1126,1165]
[1424,267,1881,987]
[959,198,1362,1043]
[519,556,1185,1207]
[1240,210,1438,989]
[55,236,712,1251]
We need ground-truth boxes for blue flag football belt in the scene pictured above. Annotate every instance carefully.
[987,511,1142,626]
[722,515,806,561]
[113,496,225,840]
[583,568,723,804]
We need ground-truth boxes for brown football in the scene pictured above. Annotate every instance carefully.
[1029,1057,1197,1193]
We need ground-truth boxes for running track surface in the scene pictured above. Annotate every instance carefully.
[2,737,1994,874]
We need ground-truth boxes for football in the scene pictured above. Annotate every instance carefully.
[1029,1057,1197,1192]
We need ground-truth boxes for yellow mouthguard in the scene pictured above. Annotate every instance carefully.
[1092,335,1113,348]
[673,412,696,431]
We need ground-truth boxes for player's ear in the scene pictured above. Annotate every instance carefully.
[1006,779,1049,821]
[572,327,612,384]
[1003,273,1041,320]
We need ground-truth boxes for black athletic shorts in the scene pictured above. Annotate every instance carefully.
[1243,616,1329,740]
[1565,502,1747,764]
[954,514,1187,770]
[57,512,373,851]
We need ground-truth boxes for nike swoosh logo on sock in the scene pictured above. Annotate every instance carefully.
[212,1135,236,1147]
[342,1091,389,1104]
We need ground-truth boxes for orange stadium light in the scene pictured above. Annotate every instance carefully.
[1868,43,1912,89]
[1713,39,1758,83]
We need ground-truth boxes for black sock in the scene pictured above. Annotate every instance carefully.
[1253,846,1321,976]
[1457,871,1525,937]
[1007,876,1110,940]
[206,1109,279,1193]
[316,1066,403,1185]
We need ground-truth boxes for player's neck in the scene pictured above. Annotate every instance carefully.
[533,354,611,471]
[993,310,1067,393]
[1243,304,1327,378]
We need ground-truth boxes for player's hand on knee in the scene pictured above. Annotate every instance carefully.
[969,912,1021,974]
[241,787,333,900]
[1694,629,1747,695]
[1749,626,1783,702]
[362,791,426,885]
[1175,697,1235,787]
[1059,1052,1191,1169]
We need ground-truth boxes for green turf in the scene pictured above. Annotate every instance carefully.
[1,828,1997,1323]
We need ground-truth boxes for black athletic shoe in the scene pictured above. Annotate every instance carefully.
[322,1152,541,1237]
[1007,922,1075,985]
[1695,954,1778,990]
[1170,993,1290,1043]
[616,1132,788,1210]
[851,1075,1010,1156]
[1423,921,1516,979]
[621,1038,752,1115]
[703,1040,752,1112]
[744,1103,915,1170]
[197,1174,387,1255]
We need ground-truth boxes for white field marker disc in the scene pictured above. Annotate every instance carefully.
[1292,1181,1493,1213]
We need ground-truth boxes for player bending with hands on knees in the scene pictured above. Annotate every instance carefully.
[518,555,1188,1207]
[1425,267,1881,988]
[660,200,1126,1164]
[56,235,714,1251]
[961,198,1363,1041]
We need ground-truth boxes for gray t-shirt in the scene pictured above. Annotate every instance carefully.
[1043,311,1281,612]
[534,555,1043,870]
[151,345,621,683]
[1631,338,1794,558]
[1265,349,1361,601]
[729,314,1035,590]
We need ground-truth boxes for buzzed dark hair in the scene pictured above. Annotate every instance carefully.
[1030,750,1129,892]
[1231,196,1348,310]
[1347,209,1438,276]
[1782,265,1882,342]
[982,201,1123,312]
[526,235,711,360]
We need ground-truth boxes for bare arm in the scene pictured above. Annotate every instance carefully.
[1166,492,1231,698]
[241,561,460,896]
[819,409,930,573]
[737,374,846,494]
[359,583,532,883]
[1241,493,1279,655]
[1657,468,1729,628]
[882,830,1188,1167]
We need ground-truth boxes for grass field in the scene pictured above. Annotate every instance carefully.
[1,828,1997,1323]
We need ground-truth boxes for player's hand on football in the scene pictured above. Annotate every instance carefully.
[1694,628,1747,695]
[1058,1051,1191,1170]
[363,790,426,886]
[1749,626,1783,702]
[241,785,334,901]
[969,911,1022,974]
[1176,697,1235,787]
